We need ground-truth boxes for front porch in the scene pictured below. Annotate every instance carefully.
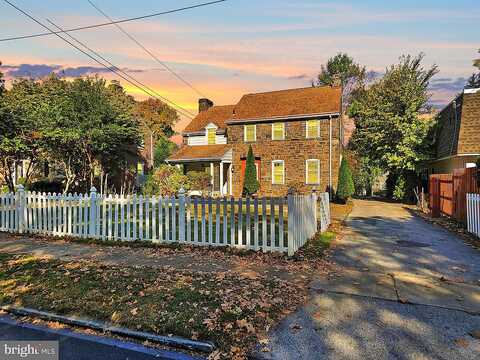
[166,144,233,196]
[182,161,232,196]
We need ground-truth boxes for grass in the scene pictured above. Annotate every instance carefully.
[0,253,306,359]
[299,231,336,259]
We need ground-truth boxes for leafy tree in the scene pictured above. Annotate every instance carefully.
[336,158,354,202]
[349,53,438,199]
[0,61,4,96]
[243,145,259,196]
[154,136,177,166]
[466,49,480,88]
[67,77,140,190]
[315,53,367,108]
[135,98,178,138]
[0,78,42,191]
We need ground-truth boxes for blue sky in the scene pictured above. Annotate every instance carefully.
[0,0,479,130]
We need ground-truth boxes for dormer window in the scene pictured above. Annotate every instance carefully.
[207,128,216,145]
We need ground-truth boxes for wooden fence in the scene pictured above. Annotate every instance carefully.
[0,186,330,256]
[467,194,480,238]
[429,167,480,222]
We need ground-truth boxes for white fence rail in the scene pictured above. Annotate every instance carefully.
[0,185,330,256]
[467,193,480,238]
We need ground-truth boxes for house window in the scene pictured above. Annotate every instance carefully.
[306,159,320,184]
[306,120,320,139]
[207,128,216,145]
[272,122,285,140]
[272,160,285,185]
[244,124,256,142]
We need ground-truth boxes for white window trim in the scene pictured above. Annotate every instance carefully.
[272,160,285,185]
[305,159,320,185]
[271,122,285,140]
[306,120,320,139]
[244,124,257,142]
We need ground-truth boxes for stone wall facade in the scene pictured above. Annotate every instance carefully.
[227,117,342,197]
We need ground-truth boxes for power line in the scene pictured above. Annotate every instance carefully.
[87,0,207,99]
[1,0,194,119]
[46,19,196,118]
[0,0,227,42]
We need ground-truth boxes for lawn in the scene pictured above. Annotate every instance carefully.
[0,252,307,359]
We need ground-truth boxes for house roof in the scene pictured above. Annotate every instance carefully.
[227,86,341,123]
[183,105,235,133]
[182,86,342,133]
[167,144,232,163]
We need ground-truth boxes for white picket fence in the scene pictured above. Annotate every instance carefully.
[467,193,480,238]
[0,185,330,256]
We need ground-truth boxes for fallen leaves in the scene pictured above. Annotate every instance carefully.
[0,253,311,360]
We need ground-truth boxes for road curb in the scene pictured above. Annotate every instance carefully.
[1,305,215,353]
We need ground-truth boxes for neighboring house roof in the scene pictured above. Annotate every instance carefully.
[167,144,231,163]
[227,86,342,123]
[183,105,235,133]
[435,88,480,160]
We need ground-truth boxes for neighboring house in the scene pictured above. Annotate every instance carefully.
[167,86,343,197]
[430,88,480,173]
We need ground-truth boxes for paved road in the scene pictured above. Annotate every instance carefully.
[0,315,202,360]
[254,199,480,360]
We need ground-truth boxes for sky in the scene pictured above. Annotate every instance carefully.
[0,0,479,133]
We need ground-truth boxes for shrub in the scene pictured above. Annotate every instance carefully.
[187,171,211,192]
[29,178,64,194]
[336,157,354,202]
[143,165,190,196]
[243,145,259,196]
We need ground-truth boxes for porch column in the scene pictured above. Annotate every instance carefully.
[220,162,224,196]
[229,163,233,196]
[210,162,214,191]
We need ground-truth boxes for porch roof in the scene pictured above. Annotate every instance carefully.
[167,144,232,163]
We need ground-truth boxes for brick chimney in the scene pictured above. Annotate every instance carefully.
[199,98,214,112]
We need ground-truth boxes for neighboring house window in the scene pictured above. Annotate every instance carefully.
[306,120,320,139]
[272,122,285,140]
[272,160,285,185]
[207,128,216,145]
[244,124,256,142]
[306,159,320,184]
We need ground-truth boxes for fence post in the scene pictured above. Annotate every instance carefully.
[89,187,97,238]
[16,184,26,233]
[287,190,295,256]
[178,188,186,242]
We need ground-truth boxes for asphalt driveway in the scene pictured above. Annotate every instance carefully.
[254,199,480,360]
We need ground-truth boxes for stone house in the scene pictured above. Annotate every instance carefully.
[430,88,480,173]
[167,86,343,197]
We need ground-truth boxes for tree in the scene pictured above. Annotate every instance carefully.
[154,136,177,166]
[135,98,178,139]
[315,53,367,108]
[0,61,4,96]
[0,78,42,191]
[243,146,259,196]
[466,49,480,88]
[349,53,438,199]
[336,157,354,202]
